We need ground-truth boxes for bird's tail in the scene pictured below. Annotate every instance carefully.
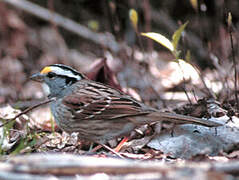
[133,111,223,127]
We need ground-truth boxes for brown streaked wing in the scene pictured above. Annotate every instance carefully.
[62,92,148,121]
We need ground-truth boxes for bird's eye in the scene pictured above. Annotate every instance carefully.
[47,72,56,79]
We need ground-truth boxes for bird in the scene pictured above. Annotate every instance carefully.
[30,64,222,144]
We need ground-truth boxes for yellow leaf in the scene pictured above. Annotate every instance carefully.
[228,12,232,27]
[129,9,138,30]
[141,32,174,52]
[88,20,99,31]
[190,0,198,11]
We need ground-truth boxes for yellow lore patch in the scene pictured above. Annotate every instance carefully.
[40,66,52,74]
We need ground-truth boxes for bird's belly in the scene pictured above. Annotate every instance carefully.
[51,102,136,142]
[69,119,136,142]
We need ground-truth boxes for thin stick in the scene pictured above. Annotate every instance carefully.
[0,99,54,128]
[143,0,153,51]
[177,61,192,105]
[192,63,216,99]
[229,23,238,110]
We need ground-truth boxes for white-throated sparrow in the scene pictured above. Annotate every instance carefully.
[30,64,222,143]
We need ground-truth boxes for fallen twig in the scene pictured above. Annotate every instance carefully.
[1,153,239,179]
[3,0,121,53]
[0,98,54,128]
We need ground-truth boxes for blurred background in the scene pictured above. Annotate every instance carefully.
[0,0,238,109]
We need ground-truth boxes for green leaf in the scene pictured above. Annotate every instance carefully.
[172,21,189,50]
[11,138,26,155]
[185,50,191,62]
[141,32,174,52]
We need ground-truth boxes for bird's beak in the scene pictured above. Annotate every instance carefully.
[30,73,44,82]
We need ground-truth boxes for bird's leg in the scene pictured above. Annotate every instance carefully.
[114,136,129,152]
[90,144,103,152]
[89,141,125,159]
[98,142,125,159]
